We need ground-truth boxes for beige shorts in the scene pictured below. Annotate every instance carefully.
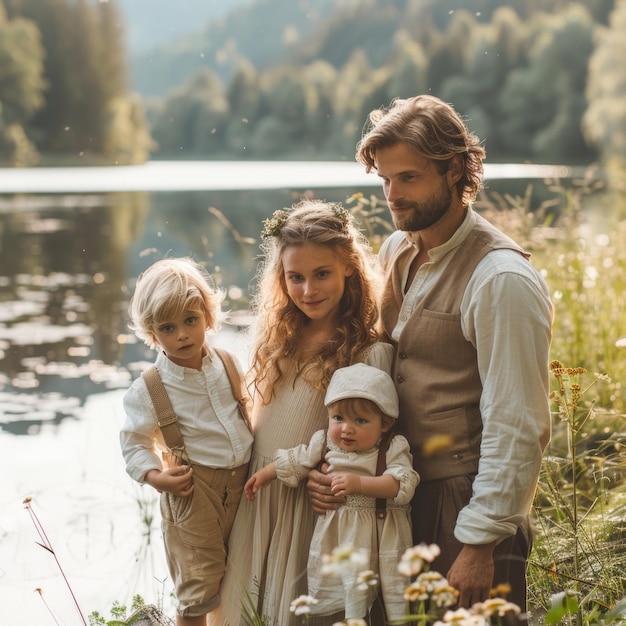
[160,462,248,617]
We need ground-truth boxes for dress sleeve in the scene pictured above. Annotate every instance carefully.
[383,434,420,505]
[274,429,327,488]
[362,341,395,375]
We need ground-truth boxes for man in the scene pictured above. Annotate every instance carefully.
[310,95,552,611]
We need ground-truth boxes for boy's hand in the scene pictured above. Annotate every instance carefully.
[330,472,360,497]
[145,465,194,497]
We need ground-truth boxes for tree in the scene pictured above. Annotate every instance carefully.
[4,0,150,164]
[0,1,45,164]
[496,5,596,162]
[224,59,263,155]
[582,0,626,169]
[151,68,228,156]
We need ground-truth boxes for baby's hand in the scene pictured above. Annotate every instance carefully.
[330,473,361,497]
[244,475,261,501]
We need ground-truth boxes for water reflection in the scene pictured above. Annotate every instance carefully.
[0,187,371,433]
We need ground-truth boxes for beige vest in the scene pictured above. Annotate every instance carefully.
[380,214,528,481]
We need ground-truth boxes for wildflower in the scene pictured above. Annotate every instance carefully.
[433,608,487,626]
[404,581,428,602]
[436,607,487,625]
[489,583,511,599]
[398,543,441,577]
[356,569,378,591]
[289,595,319,616]
[416,570,445,587]
[474,597,521,618]
[423,434,454,456]
[260,209,290,239]
[321,544,369,577]
[431,584,460,608]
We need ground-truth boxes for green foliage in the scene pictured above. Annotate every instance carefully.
[582,0,626,171]
[0,2,45,165]
[146,0,610,163]
[529,363,626,624]
[88,595,174,626]
[1,0,151,165]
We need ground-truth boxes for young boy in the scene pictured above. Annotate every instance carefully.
[120,257,253,626]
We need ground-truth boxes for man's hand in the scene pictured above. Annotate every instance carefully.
[307,465,344,514]
[447,542,496,607]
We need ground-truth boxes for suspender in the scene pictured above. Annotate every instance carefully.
[142,365,190,466]
[375,429,393,521]
[141,347,252,466]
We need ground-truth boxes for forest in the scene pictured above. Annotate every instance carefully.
[0,0,624,170]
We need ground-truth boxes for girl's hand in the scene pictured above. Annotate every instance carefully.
[330,472,360,497]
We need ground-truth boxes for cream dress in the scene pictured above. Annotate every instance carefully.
[210,342,394,626]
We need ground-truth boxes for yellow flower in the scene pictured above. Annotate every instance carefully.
[423,434,454,457]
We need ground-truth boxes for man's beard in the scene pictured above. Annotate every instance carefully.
[389,181,452,232]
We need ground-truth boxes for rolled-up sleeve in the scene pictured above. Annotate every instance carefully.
[120,380,166,483]
[456,252,552,544]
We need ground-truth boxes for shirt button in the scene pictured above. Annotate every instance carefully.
[400,314,407,321]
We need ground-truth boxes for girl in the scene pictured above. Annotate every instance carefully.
[244,362,419,623]
[211,200,394,626]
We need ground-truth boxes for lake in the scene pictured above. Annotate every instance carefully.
[0,160,577,624]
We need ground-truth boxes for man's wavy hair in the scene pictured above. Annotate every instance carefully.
[250,199,381,403]
[356,95,486,205]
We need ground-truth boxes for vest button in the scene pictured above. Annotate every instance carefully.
[396,375,405,384]
[399,352,407,359]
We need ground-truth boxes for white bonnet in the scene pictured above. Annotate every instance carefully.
[324,363,399,419]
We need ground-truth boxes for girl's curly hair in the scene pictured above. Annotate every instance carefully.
[250,199,382,403]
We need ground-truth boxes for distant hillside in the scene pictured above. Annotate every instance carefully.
[128,0,338,97]
[117,0,252,54]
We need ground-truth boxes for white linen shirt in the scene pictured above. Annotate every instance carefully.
[120,345,253,483]
[379,208,552,545]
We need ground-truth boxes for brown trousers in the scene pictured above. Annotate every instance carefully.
[161,463,248,617]
[411,475,531,611]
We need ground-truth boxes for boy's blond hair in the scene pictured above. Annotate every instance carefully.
[128,257,223,349]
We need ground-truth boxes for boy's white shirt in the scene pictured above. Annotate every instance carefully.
[120,343,253,483]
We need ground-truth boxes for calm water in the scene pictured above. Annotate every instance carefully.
[0,161,574,624]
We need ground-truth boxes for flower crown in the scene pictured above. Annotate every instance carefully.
[260,203,353,239]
